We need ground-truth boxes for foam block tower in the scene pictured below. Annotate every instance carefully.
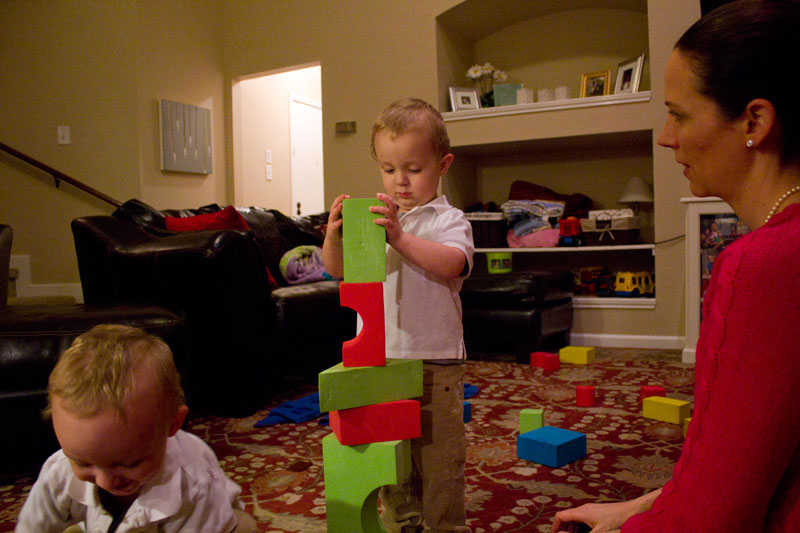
[320,198,423,533]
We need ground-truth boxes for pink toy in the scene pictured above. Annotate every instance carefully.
[640,385,666,401]
[339,282,386,367]
[329,399,421,446]
[576,385,595,407]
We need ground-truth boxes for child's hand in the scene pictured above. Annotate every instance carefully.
[326,193,350,241]
[372,192,403,245]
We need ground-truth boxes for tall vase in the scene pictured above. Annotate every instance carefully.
[474,77,494,108]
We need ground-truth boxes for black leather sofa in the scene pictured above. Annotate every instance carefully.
[71,200,355,417]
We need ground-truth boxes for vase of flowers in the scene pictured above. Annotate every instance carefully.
[467,63,507,108]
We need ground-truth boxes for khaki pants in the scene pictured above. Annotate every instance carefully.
[380,363,470,533]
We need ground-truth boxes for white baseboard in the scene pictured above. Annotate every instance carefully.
[9,255,84,303]
[569,332,686,350]
[681,347,696,364]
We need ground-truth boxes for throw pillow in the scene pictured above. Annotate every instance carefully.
[164,205,250,232]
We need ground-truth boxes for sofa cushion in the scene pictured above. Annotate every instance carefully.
[165,205,250,232]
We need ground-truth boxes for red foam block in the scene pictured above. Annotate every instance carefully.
[339,282,385,367]
[576,385,596,407]
[530,351,552,367]
[329,399,421,445]
[640,385,666,401]
[540,352,560,372]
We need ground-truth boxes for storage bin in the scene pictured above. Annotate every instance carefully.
[465,212,507,248]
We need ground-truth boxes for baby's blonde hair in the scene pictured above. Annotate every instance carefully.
[46,324,184,420]
[371,98,451,160]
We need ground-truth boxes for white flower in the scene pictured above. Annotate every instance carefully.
[467,64,486,79]
[493,69,508,83]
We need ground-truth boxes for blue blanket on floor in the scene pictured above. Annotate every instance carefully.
[255,384,480,427]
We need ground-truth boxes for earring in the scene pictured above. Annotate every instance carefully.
[746,139,755,148]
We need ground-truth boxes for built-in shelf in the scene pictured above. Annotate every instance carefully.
[476,244,654,253]
[442,92,651,122]
[573,295,656,309]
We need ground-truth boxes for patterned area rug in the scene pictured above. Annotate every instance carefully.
[0,348,693,532]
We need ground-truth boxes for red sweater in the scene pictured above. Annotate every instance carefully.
[623,204,800,532]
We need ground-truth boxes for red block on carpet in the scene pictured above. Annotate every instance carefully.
[540,352,560,372]
[576,385,595,407]
[530,351,552,367]
[640,385,666,401]
[339,282,386,367]
[329,400,421,445]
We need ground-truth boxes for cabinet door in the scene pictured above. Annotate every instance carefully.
[682,198,749,363]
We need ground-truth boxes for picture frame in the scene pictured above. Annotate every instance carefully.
[449,87,481,111]
[614,54,645,94]
[580,70,611,98]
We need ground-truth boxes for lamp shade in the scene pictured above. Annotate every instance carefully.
[618,177,654,204]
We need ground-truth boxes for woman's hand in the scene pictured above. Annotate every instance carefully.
[551,501,635,533]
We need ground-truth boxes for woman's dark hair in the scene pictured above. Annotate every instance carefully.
[676,0,799,161]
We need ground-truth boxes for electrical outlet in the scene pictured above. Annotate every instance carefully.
[57,126,70,145]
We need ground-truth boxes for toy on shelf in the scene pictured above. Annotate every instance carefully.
[558,216,584,247]
[594,273,616,297]
[614,271,654,297]
[574,266,608,295]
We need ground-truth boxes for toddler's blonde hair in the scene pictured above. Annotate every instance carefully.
[371,98,451,160]
[46,324,184,420]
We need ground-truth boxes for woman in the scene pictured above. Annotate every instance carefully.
[552,1,800,531]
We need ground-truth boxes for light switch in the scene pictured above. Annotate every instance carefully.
[265,149,272,164]
[57,126,71,145]
[266,164,273,181]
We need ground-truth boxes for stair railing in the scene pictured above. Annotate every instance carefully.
[0,142,121,208]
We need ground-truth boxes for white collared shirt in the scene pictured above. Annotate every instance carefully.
[384,195,474,360]
[16,430,241,533]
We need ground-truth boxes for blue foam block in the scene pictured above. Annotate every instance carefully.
[517,426,586,468]
[463,401,472,423]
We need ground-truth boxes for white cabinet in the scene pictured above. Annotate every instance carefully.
[681,197,749,363]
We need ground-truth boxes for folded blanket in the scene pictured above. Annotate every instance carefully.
[279,245,332,285]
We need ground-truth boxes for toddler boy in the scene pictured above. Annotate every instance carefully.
[16,324,257,532]
[323,97,474,532]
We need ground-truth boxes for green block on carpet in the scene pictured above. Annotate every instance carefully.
[520,408,543,434]
[343,198,386,283]
[319,359,423,413]
[323,434,411,533]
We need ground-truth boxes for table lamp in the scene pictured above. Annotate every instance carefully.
[618,177,653,215]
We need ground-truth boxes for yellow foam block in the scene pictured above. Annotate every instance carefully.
[643,396,691,425]
[559,346,595,365]
[683,417,692,437]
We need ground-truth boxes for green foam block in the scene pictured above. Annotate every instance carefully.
[520,408,544,434]
[323,434,411,533]
[343,198,386,283]
[318,359,423,413]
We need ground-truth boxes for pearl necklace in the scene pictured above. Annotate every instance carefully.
[764,184,800,225]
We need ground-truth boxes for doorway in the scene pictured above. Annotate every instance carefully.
[232,63,323,215]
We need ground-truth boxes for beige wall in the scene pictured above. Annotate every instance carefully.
[220,0,461,208]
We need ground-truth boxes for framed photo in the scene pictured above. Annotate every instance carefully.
[580,70,611,98]
[449,87,481,111]
[614,54,645,94]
